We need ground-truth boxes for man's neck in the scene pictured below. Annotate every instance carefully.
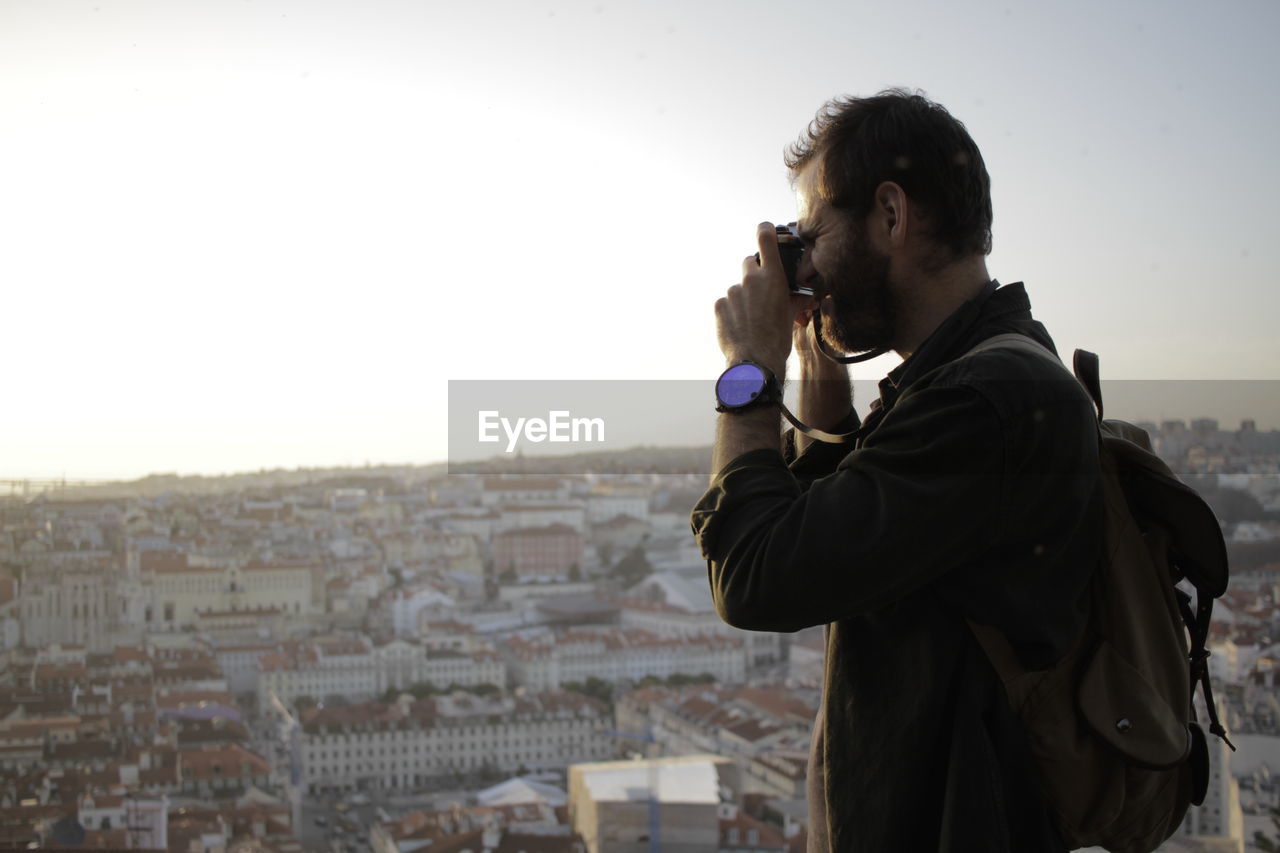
[893,257,992,359]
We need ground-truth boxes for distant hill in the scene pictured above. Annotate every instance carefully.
[11,445,715,501]
[447,445,713,476]
[8,463,449,502]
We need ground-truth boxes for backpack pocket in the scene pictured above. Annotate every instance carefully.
[1078,638,1190,769]
[1008,637,1195,852]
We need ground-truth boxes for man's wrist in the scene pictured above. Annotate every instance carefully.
[712,403,784,477]
[718,403,782,422]
[723,353,786,382]
[797,350,847,379]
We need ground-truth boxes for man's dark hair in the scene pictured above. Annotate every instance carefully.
[786,88,993,258]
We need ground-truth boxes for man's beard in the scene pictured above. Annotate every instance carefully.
[818,225,897,355]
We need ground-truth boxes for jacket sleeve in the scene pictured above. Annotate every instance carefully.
[691,384,1005,632]
[782,409,863,489]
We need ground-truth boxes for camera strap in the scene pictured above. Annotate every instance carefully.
[777,402,861,444]
[768,310,878,444]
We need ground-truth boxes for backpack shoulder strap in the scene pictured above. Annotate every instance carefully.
[1073,350,1104,420]
[962,332,1063,366]
[963,334,1104,424]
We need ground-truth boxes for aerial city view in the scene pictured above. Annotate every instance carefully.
[0,417,1277,852]
[4,0,1278,851]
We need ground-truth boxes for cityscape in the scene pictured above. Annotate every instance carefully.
[4,0,1277,849]
[2,416,1279,853]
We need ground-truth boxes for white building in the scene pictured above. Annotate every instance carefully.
[505,629,745,691]
[613,596,784,669]
[0,614,20,651]
[145,559,315,630]
[372,638,506,692]
[621,573,786,669]
[299,690,613,793]
[436,511,500,545]
[259,636,507,706]
[257,636,378,707]
[1177,699,1245,851]
[585,491,649,525]
[20,564,121,651]
[567,755,739,853]
[77,793,169,851]
[1208,639,1241,685]
[388,586,456,637]
[495,505,587,536]
[481,479,571,508]
[211,642,279,694]
[382,531,482,574]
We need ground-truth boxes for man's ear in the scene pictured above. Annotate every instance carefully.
[870,181,910,248]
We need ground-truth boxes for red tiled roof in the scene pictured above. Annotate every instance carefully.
[242,561,314,572]
[592,514,648,529]
[111,646,150,664]
[155,691,237,709]
[720,810,788,849]
[494,523,582,539]
[724,687,817,723]
[139,550,191,573]
[179,744,270,780]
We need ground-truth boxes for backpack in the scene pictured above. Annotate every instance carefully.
[962,334,1232,853]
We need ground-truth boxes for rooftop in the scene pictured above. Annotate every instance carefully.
[572,755,728,804]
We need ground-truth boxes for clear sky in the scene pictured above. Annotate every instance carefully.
[2,0,1277,479]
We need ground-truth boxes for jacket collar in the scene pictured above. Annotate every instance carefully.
[873,280,1045,412]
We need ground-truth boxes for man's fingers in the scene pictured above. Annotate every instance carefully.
[716,292,738,321]
[755,221,781,270]
[716,286,742,322]
[790,292,818,316]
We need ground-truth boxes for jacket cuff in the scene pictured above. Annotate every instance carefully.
[690,449,795,560]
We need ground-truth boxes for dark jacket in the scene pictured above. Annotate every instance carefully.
[691,282,1102,852]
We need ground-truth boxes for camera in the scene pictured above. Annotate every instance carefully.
[756,222,813,296]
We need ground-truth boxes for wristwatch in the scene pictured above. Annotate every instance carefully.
[715,362,782,413]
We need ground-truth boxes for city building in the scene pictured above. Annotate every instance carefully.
[493,525,586,583]
[504,629,744,691]
[567,755,740,853]
[298,690,614,794]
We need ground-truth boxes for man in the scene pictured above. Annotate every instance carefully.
[692,90,1103,851]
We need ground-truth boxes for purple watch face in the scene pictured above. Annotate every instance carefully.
[717,362,768,407]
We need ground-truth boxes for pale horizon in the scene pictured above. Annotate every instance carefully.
[4,0,1277,481]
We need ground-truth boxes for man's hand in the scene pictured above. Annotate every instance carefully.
[792,307,853,454]
[715,222,816,379]
[792,304,823,364]
[710,223,821,478]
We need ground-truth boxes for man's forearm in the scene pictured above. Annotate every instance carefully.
[712,405,784,479]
